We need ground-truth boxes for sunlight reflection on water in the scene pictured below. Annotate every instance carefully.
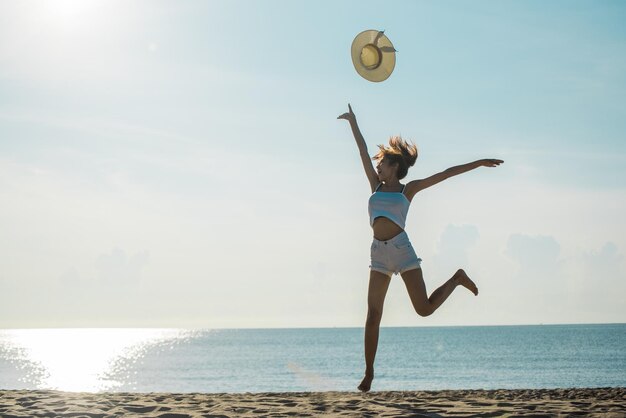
[0,328,191,392]
[2,326,624,393]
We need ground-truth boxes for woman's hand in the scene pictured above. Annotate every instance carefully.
[337,103,356,123]
[480,159,504,167]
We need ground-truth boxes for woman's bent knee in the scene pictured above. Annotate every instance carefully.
[415,305,433,317]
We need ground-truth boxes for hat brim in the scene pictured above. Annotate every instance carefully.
[351,30,396,82]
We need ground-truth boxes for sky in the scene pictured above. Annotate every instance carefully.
[1,0,625,329]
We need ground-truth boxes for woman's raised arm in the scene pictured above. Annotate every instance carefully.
[338,104,379,192]
[404,159,503,200]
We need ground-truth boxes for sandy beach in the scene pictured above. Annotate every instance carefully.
[0,387,624,417]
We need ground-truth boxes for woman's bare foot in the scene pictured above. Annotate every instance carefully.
[455,269,478,296]
[358,372,373,392]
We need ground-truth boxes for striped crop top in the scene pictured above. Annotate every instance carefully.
[368,183,410,229]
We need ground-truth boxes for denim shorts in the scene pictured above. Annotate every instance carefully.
[370,231,422,276]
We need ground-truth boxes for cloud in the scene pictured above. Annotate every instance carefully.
[581,242,622,281]
[503,233,563,317]
[95,248,149,285]
[559,241,626,323]
[502,233,626,322]
[59,267,81,286]
[433,224,480,270]
[505,233,560,278]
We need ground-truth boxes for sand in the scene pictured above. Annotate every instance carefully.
[0,388,624,417]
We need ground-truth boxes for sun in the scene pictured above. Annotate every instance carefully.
[40,0,103,28]
[44,0,92,18]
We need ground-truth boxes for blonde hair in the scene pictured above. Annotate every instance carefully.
[373,136,418,179]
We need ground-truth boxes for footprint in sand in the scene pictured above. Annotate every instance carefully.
[155,413,192,418]
[312,404,328,412]
[124,405,158,413]
[279,402,298,407]
[53,407,70,413]
[468,401,493,407]
[496,402,514,407]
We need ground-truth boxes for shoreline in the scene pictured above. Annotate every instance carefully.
[1,387,624,417]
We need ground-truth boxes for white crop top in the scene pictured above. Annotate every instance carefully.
[368,183,410,229]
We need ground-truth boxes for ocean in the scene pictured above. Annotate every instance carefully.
[0,324,624,393]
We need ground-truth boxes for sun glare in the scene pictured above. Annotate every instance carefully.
[42,0,95,21]
[35,0,113,34]
[1,329,188,392]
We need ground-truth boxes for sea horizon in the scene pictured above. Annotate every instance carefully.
[1,321,624,330]
[1,323,624,394]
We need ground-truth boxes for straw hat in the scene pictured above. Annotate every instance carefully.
[351,30,397,82]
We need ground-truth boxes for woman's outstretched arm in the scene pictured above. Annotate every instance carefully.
[405,159,503,199]
[338,104,379,192]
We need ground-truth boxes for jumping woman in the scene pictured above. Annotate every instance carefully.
[338,104,503,392]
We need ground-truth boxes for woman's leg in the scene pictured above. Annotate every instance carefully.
[401,268,478,317]
[358,270,392,392]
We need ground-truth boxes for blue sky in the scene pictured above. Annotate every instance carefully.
[1,0,625,328]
